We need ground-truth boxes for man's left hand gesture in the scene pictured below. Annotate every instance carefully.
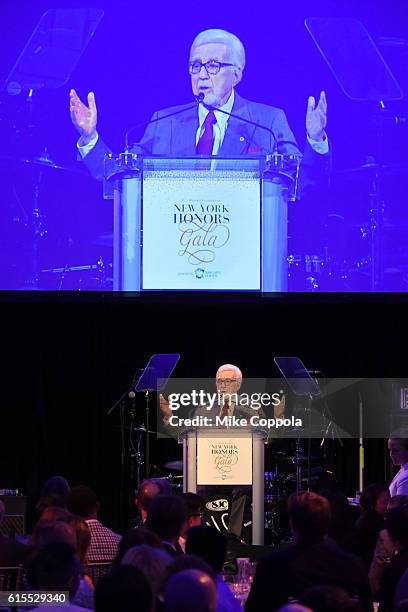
[306,90,327,142]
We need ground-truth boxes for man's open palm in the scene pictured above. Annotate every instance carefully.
[70,89,97,143]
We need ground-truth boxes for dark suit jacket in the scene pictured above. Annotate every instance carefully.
[82,92,330,196]
[379,546,408,612]
[245,537,373,612]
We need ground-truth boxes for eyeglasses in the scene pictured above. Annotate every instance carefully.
[216,378,240,385]
[189,60,235,75]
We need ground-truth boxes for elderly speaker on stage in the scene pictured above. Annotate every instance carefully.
[70,28,329,189]
[158,363,285,428]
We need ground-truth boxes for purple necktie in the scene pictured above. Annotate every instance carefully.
[196,111,217,155]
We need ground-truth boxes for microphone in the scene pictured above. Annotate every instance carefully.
[124,98,201,151]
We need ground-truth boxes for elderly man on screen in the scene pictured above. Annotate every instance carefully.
[70,28,329,184]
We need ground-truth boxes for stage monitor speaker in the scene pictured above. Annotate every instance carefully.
[0,495,27,536]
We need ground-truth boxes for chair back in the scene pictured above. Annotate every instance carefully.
[0,565,24,590]
[86,561,112,586]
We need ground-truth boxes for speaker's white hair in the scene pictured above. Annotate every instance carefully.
[216,364,243,380]
[190,29,246,73]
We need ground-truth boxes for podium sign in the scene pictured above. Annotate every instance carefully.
[197,435,253,485]
[105,154,290,292]
[142,168,261,290]
[181,427,266,544]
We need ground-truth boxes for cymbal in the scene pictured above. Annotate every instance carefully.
[337,163,408,178]
[275,455,320,462]
[164,460,183,471]
[347,220,408,231]
[0,155,85,174]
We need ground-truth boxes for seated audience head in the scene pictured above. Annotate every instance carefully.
[28,542,80,596]
[66,485,99,519]
[66,515,91,565]
[385,504,408,548]
[36,475,70,514]
[164,568,217,612]
[180,492,204,537]
[135,479,163,521]
[0,500,5,524]
[38,506,70,523]
[32,520,77,551]
[287,491,330,542]
[95,564,153,612]
[145,495,187,544]
[115,528,163,565]
[121,544,171,596]
[360,483,390,516]
[163,554,217,587]
[185,526,227,574]
[299,585,362,612]
[388,430,408,467]
[151,477,173,496]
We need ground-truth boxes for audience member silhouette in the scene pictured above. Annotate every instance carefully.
[379,504,408,611]
[186,526,241,611]
[245,491,372,611]
[164,569,217,612]
[94,564,153,612]
[35,476,70,515]
[121,544,171,600]
[369,495,408,598]
[353,484,390,570]
[66,485,121,562]
[27,542,90,612]
[145,495,187,556]
[115,527,163,565]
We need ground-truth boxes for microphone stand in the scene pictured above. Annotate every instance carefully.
[199,96,276,149]
[124,101,201,151]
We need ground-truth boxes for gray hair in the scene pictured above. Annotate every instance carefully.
[190,29,246,73]
[216,363,243,380]
[122,544,171,595]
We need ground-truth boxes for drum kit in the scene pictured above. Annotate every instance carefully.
[1,153,113,290]
[287,160,408,292]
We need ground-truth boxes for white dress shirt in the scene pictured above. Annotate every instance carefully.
[389,462,408,497]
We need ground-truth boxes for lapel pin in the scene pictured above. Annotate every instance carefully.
[239,136,245,142]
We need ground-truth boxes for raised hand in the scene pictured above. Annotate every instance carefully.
[69,89,97,145]
[159,393,172,420]
[306,90,327,142]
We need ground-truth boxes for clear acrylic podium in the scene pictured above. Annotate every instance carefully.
[104,154,297,291]
[181,427,267,545]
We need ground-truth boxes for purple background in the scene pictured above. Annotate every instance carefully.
[0,0,408,290]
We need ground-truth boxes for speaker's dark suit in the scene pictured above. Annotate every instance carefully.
[82,92,330,196]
